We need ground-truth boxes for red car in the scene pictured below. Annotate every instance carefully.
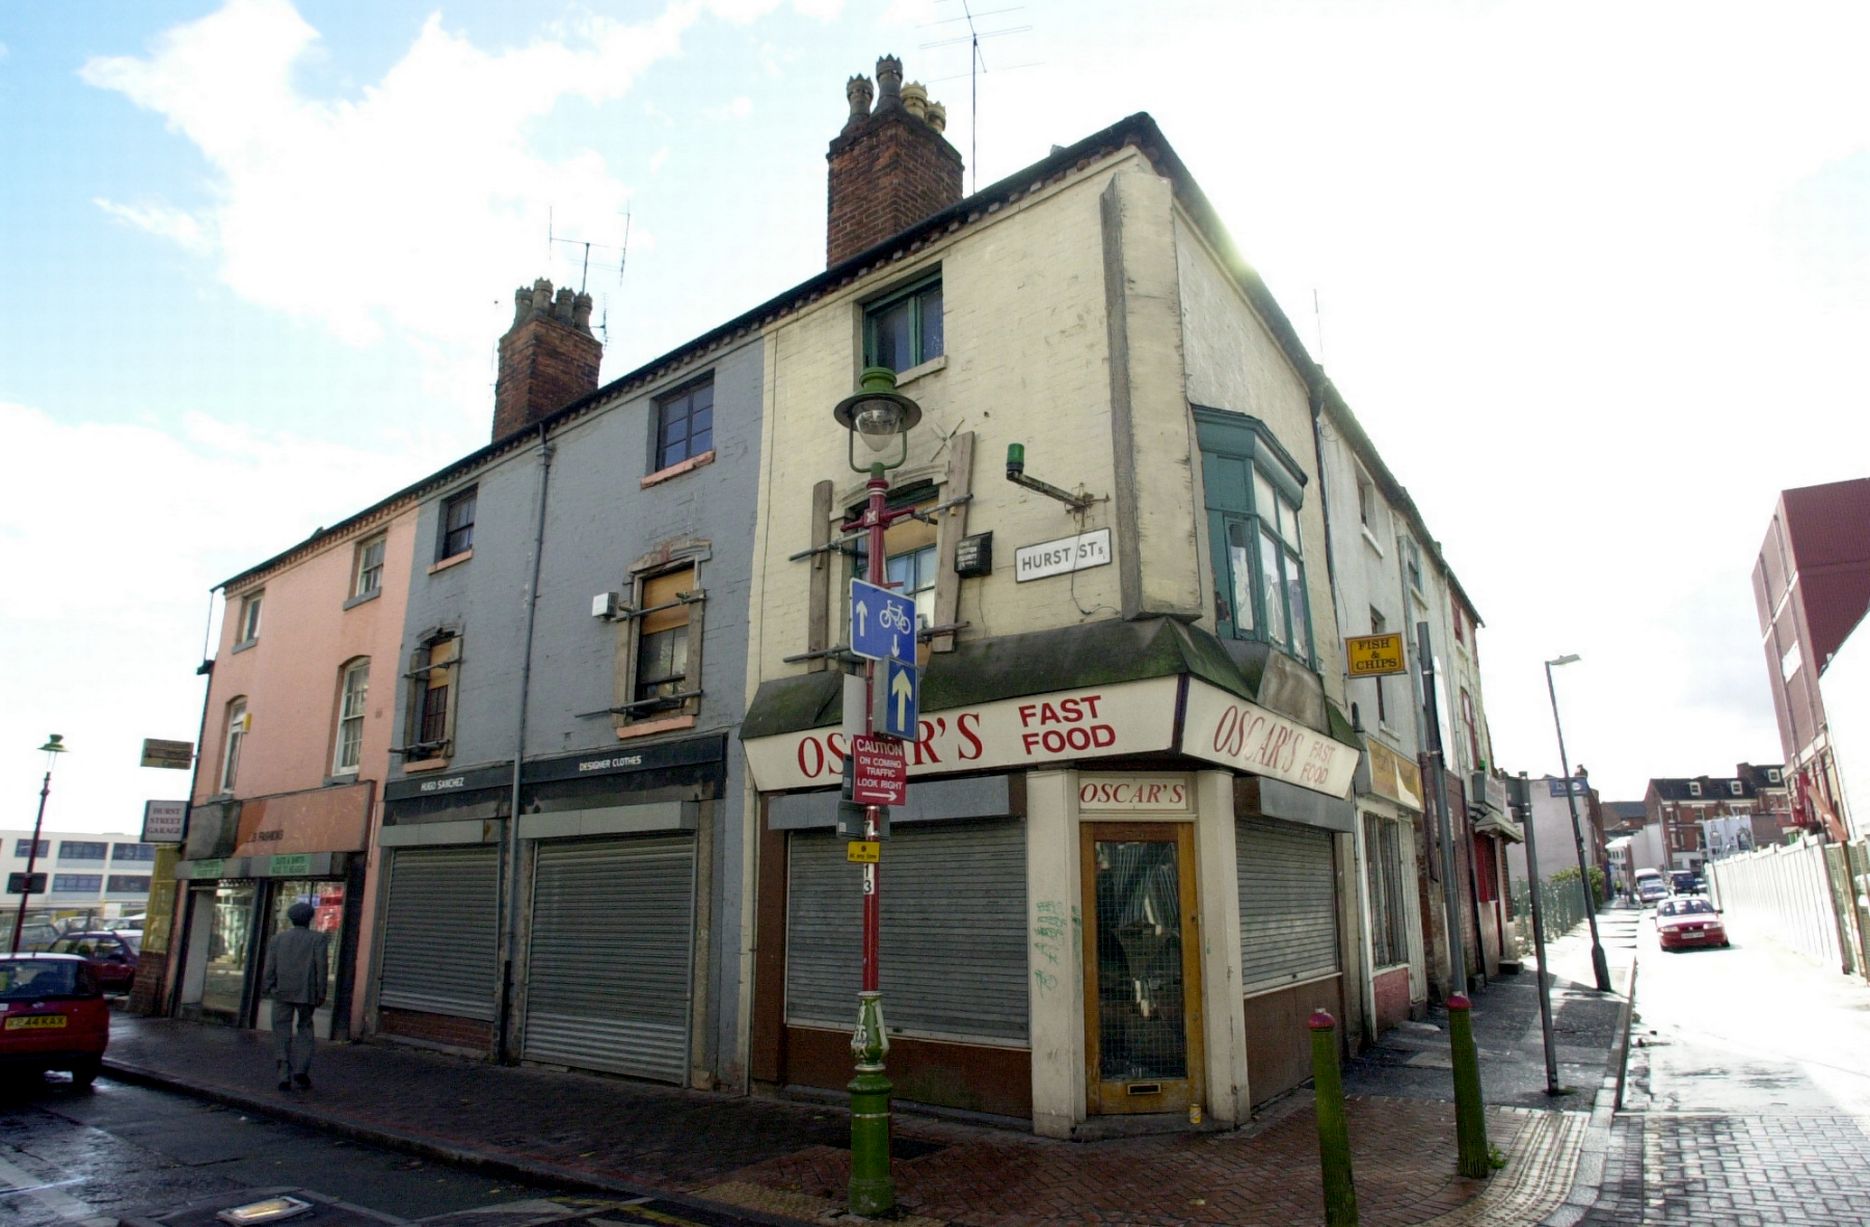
[1655,896,1729,952]
[0,953,110,1088]
[44,930,139,993]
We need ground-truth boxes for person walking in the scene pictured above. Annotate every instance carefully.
[261,900,329,1091]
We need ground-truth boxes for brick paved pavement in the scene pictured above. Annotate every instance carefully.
[102,998,1598,1227]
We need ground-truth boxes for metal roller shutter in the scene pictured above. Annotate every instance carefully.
[787,821,1028,1044]
[379,847,499,1019]
[1237,818,1338,994]
[522,836,695,1084]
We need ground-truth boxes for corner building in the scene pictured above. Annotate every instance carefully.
[739,71,1367,1136]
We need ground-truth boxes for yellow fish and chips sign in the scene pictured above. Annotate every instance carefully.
[1345,632,1407,677]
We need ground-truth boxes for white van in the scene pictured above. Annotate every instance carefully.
[1632,868,1666,904]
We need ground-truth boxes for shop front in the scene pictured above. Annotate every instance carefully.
[170,783,371,1039]
[1359,738,1427,1036]
[741,619,1361,1137]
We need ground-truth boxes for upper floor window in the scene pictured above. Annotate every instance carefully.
[220,697,249,792]
[405,633,460,758]
[1356,471,1385,539]
[112,843,156,863]
[58,841,107,862]
[107,875,151,893]
[655,379,714,472]
[1404,538,1424,596]
[236,591,263,645]
[52,874,102,893]
[1728,780,1743,796]
[1688,781,1702,798]
[14,839,48,859]
[352,534,386,599]
[1453,607,1467,645]
[631,566,698,713]
[332,658,369,775]
[1196,409,1313,665]
[1460,687,1480,769]
[864,274,943,372]
[1767,767,1782,783]
[439,488,476,560]
[848,481,939,642]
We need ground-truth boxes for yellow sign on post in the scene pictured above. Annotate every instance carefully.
[846,841,881,864]
[1345,632,1407,677]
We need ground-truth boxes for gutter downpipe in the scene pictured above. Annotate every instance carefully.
[1309,377,1375,1048]
[496,422,554,1062]
[163,591,221,1017]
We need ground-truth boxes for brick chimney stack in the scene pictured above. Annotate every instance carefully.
[492,278,601,440]
[826,55,964,267]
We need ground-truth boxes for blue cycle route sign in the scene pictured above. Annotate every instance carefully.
[850,579,917,665]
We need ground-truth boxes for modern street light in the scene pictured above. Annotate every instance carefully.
[10,734,68,953]
[1544,656,1612,992]
[832,365,921,1217]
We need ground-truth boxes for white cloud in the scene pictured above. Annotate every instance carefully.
[649,147,671,174]
[79,0,698,351]
[92,197,214,255]
[0,399,427,833]
[706,95,754,120]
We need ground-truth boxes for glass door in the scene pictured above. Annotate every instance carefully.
[1080,822,1204,1115]
[199,881,256,1022]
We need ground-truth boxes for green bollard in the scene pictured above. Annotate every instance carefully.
[1447,993,1493,1179]
[1308,1009,1360,1227]
[848,990,895,1216]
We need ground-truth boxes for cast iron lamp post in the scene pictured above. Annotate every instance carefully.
[832,366,921,1217]
[1544,656,1611,991]
[10,735,68,953]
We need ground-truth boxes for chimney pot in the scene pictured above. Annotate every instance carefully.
[826,55,964,267]
[492,276,602,440]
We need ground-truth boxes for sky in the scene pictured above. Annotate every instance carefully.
[2,0,1866,834]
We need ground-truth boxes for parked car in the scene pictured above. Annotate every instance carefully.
[1655,896,1729,952]
[43,931,139,994]
[1636,877,1669,905]
[1668,869,1702,895]
[0,953,109,1087]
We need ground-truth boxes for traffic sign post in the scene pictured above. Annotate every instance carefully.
[872,658,919,740]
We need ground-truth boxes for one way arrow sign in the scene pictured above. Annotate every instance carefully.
[872,658,919,741]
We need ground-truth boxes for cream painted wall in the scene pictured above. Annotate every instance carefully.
[749,149,1195,686]
[1025,769,1084,1139]
[1173,215,1346,706]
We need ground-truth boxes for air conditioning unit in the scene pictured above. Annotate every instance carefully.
[591,592,623,621]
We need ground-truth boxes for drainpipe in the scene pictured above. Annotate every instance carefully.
[162,592,221,1017]
[496,423,555,1061]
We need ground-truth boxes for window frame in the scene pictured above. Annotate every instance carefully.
[52,874,103,894]
[220,697,248,793]
[615,560,706,728]
[112,843,155,863]
[862,273,944,373]
[438,487,477,561]
[1194,408,1316,668]
[57,841,107,862]
[1688,781,1702,798]
[352,533,387,600]
[13,839,48,859]
[107,874,151,893]
[332,657,370,776]
[1363,814,1409,969]
[403,632,460,761]
[235,591,263,646]
[652,376,715,474]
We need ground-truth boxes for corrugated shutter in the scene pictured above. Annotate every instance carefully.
[522,836,695,1084]
[379,847,499,1019]
[786,821,1028,1044]
[1237,818,1338,994]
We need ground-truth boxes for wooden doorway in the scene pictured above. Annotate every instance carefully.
[1080,822,1204,1115]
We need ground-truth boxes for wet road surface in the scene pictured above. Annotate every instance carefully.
[1582,901,1870,1224]
[0,1075,779,1226]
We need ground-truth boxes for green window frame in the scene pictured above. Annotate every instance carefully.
[1194,407,1314,666]
[863,274,943,372]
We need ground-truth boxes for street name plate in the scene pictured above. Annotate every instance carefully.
[1014,527,1111,583]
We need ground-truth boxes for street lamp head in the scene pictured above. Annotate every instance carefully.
[38,735,65,754]
[833,366,921,472]
[1547,653,1581,668]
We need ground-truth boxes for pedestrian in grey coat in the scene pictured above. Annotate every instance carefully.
[262,900,329,1091]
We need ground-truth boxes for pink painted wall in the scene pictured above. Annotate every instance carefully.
[194,506,419,1035]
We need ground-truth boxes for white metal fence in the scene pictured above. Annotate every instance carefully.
[1705,835,1862,974]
